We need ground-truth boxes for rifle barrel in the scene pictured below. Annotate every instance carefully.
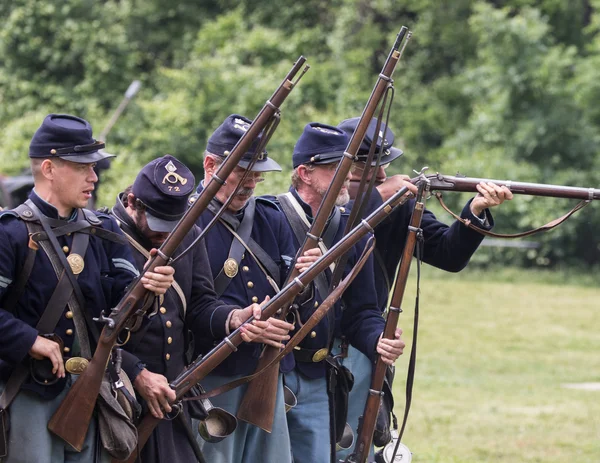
[428,174,600,200]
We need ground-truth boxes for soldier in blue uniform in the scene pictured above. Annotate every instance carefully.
[276,122,406,463]
[0,114,174,463]
[193,115,320,463]
[109,154,269,462]
[335,116,514,461]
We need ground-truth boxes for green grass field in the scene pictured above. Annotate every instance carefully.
[388,266,600,463]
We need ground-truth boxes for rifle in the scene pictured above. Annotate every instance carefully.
[427,173,600,200]
[348,172,600,463]
[347,175,428,463]
[47,56,309,452]
[237,25,412,432]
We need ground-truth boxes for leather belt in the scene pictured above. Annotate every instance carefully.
[293,347,329,363]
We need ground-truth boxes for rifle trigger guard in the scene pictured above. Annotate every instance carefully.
[163,402,182,421]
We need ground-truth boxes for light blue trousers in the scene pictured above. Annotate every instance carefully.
[331,340,375,462]
[284,370,330,463]
[0,376,108,463]
[195,372,292,463]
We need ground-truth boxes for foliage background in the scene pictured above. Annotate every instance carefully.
[1,0,600,270]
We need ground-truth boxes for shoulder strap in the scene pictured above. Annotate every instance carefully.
[277,193,336,340]
[213,198,256,297]
[1,207,38,313]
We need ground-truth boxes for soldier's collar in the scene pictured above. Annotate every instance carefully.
[30,189,78,221]
[112,194,154,251]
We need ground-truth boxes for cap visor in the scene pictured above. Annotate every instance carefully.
[237,157,282,172]
[369,146,403,166]
[145,211,180,233]
[58,149,116,164]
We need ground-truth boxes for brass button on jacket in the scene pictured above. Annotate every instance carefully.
[166,321,172,328]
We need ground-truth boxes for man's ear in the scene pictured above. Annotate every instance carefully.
[204,156,216,176]
[297,165,312,185]
[126,193,137,209]
[40,159,56,180]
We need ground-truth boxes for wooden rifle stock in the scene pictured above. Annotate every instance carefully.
[426,173,600,200]
[237,25,411,432]
[348,178,429,463]
[47,56,309,452]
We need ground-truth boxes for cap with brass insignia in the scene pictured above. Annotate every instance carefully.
[132,155,195,233]
[337,117,403,166]
[29,114,112,164]
[206,114,281,172]
[292,123,350,169]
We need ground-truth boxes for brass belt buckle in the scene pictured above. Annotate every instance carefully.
[65,357,89,375]
[312,348,329,363]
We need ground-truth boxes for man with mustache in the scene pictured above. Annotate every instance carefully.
[335,116,513,461]
[193,115,319,463]
[275,122,406,463]
[108,154,270,462]
[0,114,174,462]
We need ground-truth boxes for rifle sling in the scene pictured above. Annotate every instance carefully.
[389,225,423,461]
[182,237,374,402]
[434,192,590,238]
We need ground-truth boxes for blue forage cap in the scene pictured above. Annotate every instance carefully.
[292,123,350,168]
[132,154,195,232]
[337,117,403,166]
[206,114,281,172]
[29,114,113,163]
